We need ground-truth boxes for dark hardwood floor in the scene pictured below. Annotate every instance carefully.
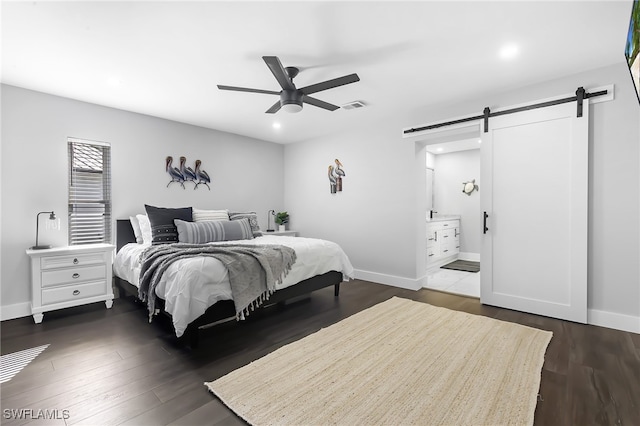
[1,280,639,425]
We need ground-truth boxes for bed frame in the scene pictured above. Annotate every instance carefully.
[113,219,342,347]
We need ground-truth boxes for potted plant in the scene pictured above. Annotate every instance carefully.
[275,211,289,232]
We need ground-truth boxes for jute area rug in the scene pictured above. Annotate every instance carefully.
[205,297,552,426]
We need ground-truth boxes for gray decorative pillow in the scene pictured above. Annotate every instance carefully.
[174,218,254,243]
[229,212,263,237]
[145,205,193,244]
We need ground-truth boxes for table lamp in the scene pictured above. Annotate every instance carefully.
[31,211,60,250]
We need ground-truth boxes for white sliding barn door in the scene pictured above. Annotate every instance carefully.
[480,101,588,323]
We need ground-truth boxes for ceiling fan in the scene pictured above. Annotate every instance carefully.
[217,56,360,114]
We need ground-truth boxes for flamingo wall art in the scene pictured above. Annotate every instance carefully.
[328,158,346,194]
[165,156,211,190]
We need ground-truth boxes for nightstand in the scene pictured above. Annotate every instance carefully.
[26,244,115,323]
[266,230,298,237]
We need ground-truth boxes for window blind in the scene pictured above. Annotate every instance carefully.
[68,138,112,245]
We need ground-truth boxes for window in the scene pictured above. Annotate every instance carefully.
[68,138,112,245]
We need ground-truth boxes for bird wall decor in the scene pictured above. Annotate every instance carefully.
[334,159,345,191]
[328,165,337,194]
[166,156,185,189]
[180,156,197,185]
[165,156,211,190]
[327,159,346,194]
[194,159,211,190]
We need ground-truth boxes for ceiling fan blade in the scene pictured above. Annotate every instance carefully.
[303,95,339,111]
[300,73,360,95]
[262,56,296,91]
[217,85,280,95]
[265,101,282,114]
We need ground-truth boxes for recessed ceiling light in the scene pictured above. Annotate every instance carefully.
[436,147,444,152]
[499,43,519,60]
[272,122,281,129]
[107,77,121,87]
[478,139,482,144]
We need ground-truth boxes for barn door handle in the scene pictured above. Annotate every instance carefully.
[483,212,489,234]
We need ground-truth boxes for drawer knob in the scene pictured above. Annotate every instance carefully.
[73,258,79,264]
[73,290,80,296]
[72,273,80,279]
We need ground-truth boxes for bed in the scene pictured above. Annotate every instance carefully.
[113,218,354,346]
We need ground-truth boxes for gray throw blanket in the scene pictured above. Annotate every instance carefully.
[138,243,297,322]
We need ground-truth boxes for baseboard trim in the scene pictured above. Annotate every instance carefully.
[588,308,640,334]
[458,252,480,262]
[1,302,31,321]
[353,269,423,291]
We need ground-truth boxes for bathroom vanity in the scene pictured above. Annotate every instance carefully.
[426,216,460,269]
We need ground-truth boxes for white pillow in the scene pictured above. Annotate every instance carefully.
[192,208,229,222]
[136,214,152,245]
[129,216,143,244]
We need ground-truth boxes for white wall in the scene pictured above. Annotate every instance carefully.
[1,85,284,319]
[285,62,640,332]
[284,118,420,289]
[433,149,481,255]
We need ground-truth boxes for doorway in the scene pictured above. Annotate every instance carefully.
[424,137,482,298]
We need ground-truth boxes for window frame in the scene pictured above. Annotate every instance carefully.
[67,138,112,245]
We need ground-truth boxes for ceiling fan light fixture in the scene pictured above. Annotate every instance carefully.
[281,102,303,113]
[280,89,303,113]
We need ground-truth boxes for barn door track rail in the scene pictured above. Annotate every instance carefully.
[403,87,608,135]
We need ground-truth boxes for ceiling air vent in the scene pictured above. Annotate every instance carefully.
[341,100,366,110]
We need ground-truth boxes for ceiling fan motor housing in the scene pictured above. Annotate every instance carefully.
[280,89,303,112]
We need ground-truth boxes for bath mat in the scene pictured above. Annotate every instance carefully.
[441,259,480,273]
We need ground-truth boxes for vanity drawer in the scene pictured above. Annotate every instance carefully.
[436,220,458,230]
[42,281,106,306]
[41,253,105,270]
[42,265,106,288]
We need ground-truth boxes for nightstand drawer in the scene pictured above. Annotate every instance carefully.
[42,281,106,306]
[41,253,105,270]
[42,265,106,288]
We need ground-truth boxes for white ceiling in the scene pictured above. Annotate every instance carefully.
[1,1,632,144]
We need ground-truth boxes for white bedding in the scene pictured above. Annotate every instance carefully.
[113,235,354,337]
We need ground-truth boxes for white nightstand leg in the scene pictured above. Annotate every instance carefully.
[33,313,44,324]
[105,299,113,309]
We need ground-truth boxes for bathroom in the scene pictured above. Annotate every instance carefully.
[425,139,481,297]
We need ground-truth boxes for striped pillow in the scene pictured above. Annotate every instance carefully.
[192,208,229,222]
[174,218,253,243]
[228,212,263,237]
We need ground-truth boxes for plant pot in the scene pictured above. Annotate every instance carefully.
[278,225,286,232]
